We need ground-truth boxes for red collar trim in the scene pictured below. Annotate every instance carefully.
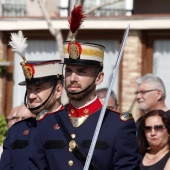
[68,98,102,117]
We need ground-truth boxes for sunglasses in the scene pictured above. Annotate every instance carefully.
[144,125,166,133]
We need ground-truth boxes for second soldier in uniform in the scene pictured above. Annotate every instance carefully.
[0,31,64,170]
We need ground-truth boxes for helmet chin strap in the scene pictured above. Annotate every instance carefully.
[64,66,102,95]
[24,81,58,112]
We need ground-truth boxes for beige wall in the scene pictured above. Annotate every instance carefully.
[27,0,59,17]
[121,30,142,121]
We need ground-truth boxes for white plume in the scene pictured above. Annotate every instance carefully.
[9,30,28,58]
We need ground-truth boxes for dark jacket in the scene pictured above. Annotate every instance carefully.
[29,107,141,170]
[0,117,36,170]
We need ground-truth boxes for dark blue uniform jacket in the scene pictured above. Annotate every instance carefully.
[29,108,141,170]
[0,117,36,170]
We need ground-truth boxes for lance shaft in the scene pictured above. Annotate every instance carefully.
[83,24,130,170]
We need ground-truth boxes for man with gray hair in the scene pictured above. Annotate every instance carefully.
[96,88,119,111]
[135,73,170,127]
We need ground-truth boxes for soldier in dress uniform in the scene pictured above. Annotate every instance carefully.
[28,6,141,170]
[0,31,64,170]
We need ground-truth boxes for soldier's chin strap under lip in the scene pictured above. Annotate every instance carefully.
[63,66,102,95]
[24,80,57,112]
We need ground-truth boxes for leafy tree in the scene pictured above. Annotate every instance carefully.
[0,114,8,145]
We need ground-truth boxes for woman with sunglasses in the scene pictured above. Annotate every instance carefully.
[137,110,170,170]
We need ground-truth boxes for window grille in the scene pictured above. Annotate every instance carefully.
[1,0,26,17]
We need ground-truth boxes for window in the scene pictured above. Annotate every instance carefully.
[1,0,26,16]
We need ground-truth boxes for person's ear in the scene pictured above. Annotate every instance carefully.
[157,90,163,101]
[95,71,104,85]
[55,84,63,99]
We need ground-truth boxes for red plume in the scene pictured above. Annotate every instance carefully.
[68,6,86,33]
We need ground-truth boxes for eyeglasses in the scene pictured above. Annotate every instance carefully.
[144,125,166,133]
[134,89,158,95]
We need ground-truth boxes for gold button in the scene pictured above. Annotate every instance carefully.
[71,134,76,139]
[69,140,76,150]
[68,160,74,166]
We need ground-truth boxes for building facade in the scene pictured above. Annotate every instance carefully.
[0,0,170,121]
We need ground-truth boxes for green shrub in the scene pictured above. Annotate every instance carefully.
[0,114,8,145]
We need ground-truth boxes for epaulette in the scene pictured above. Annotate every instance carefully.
[120,111,133,122]
[36,110,49,121]
[36,105,65,121]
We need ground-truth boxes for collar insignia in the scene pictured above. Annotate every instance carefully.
[71,109,75,114]
[83,109,89,114]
